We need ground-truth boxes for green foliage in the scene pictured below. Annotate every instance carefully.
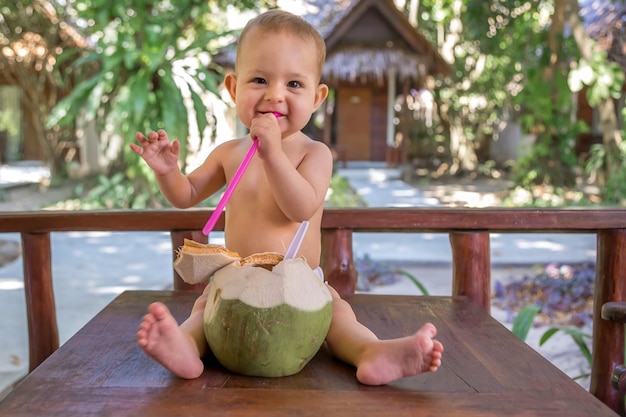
[511,304,540,341]
[509,30,583,189]
[325,175,366,207]
[586,142,626,204]
[461,0,551,131]
[0,103,19,137]
[540,327,592,373]
[430,0,517,148]
[503,262,596,381]
[585,143,607,175]
[87,173,149,209]
[411,0,587,183]
[412,0,623,197]
[48,0,225,166]
[46,0,274,191]
[569,49,625,107]
[56,173,164,209]
[395,269,430,296]
[401,0,455,46]
[501,185,592,207]
[568,47,626,204]
[512,304,592,381]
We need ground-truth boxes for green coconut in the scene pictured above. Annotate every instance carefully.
[203,256,333,377]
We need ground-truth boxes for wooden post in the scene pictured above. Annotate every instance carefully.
[591,229,626,415]
[321,229,358,298]
[170,230,207,292]
[449,231,491,313]
[22,232,59,371]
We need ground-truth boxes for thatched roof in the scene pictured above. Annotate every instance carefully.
[212,0,449,87]
[580,0,626,71]
[322,46,432,85]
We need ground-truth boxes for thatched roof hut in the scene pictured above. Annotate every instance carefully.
[317,0,449,86]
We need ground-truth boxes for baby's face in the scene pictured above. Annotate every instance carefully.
[231,29,327,139]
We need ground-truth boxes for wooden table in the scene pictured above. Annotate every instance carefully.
[0,291,619,416]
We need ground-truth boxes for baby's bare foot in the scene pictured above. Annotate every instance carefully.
[137,302,204,379]
[355,323,443,385]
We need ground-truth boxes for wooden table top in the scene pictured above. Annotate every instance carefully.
[0,291,618,417]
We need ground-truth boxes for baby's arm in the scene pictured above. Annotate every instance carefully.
[131,130,227,208]
[250,114,332,221]
[263,141,333,221]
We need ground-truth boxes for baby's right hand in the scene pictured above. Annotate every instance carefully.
[130,130,180,176]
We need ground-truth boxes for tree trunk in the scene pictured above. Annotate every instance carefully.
[449,118,477,174]
[440,0,478,174]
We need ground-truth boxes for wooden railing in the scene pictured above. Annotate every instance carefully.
[1,208,625,414]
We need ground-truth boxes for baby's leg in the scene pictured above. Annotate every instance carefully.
[325,287,443,385]
[136,291,210,379]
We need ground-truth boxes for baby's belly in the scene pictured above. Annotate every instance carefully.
[228,234,292,258]
[226,231,320,269]
[225,220,293,255]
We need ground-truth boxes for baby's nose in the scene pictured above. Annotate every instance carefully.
[264,85,285,102]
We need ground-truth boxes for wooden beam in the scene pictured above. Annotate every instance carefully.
[590,229,626,415]
[450,231,491,313]
[321,229,358,298]
[21,232,58,371]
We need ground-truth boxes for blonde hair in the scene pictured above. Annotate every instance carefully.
[236,10,326,80]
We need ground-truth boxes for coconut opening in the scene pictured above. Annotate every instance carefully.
[239,252,284,271]
[208,258,332,312]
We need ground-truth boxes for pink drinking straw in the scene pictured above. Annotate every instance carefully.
[202,112,280,236]
[202,139,259,235]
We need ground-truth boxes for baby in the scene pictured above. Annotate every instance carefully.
[132,9,443,385]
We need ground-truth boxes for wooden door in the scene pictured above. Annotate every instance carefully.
[336,88,372,161]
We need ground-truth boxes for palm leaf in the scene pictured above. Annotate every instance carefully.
[128,69,151,127]
[47,75,102,127]
[190,90,210,138]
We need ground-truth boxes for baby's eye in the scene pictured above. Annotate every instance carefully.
[287,81,302,88]
[252,78,267,84]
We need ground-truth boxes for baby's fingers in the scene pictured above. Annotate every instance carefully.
[135,131,150,144]
[131,131,159,156]
[129,142,144,156]
[170,139,180,155]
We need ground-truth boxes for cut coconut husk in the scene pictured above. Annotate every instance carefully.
[173,239,241,284]
[204,257,333,377]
